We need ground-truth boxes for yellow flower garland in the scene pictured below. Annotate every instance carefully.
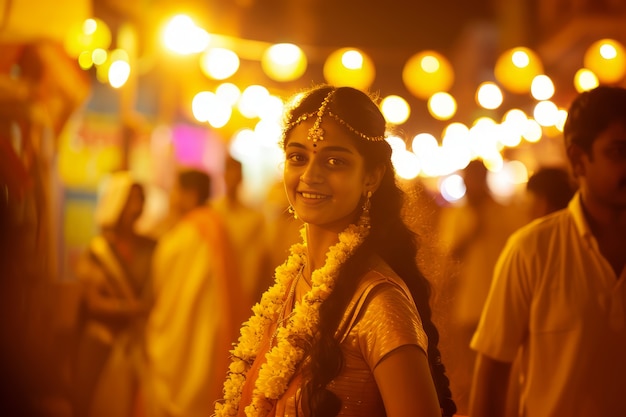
[214,223,369,417]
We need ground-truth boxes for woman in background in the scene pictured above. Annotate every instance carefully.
[74,171,155,417]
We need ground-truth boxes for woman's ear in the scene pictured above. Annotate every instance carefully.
[364,165,386,194]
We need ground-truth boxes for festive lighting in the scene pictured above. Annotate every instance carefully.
[238,85,271,119]
[440,174,466,202]
[574,68,600,92]
[381,95,410,125]
[64,18,112,58]
[428,92,457,120]
[200,48,240,79]
[583,39,626,84]
[109,60,130,88]
[323,48,375,90]
[163,14,210,55]
[531,75,555,100]
[262,43,307,82]
[494,47,543,94]
[476,82,503,109]
[533,100,559,127]
[402,51,454,99]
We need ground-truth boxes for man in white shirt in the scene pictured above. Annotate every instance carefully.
[469,86,626,417]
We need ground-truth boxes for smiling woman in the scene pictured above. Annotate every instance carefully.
[213,85,457,417]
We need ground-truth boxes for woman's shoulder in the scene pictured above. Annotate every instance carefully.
[355,259,410,299]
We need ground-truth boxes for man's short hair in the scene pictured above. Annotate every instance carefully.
[564,85,626,153]
[178,169,211,204]
[527,167,576,211]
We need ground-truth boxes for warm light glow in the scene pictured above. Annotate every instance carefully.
[192,91,234,127]
[262,43,307,82]
[238,85,270,119]
[163,14,210,55]
[476,82,503,109]
[428,92,457,120]
[200,48,240,79]
[555,109,568,132]
[583,39,626,84]
[391,150,421,179]
[440,174,466,202]
[403,51,454,99]
[78,51,93,69]
[411,133,439,157]
[323,48,375,90]
[215,83,241,106]
[381,95,410,125]
[530,75,555,100]
[92,48,108,66]
[64,17,112,58]
[533,100,559,127]
[574,68,600,92]
[522,119,543,143]
[386,136,407,152]
[494,47,543,94]
[108,60,130,88]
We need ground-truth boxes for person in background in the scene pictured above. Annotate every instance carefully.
[213,85,456,417]
[525,167,577,221]
[469,85,626,417]
[436,159,523,414]
[73,171,155,417]
[143,169,247,417]
[212,155,274,307]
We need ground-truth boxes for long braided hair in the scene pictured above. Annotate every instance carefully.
[282,85,456,417]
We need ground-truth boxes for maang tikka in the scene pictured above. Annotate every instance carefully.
[282,89,386,145]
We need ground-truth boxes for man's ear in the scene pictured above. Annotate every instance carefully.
[566,144,587,178]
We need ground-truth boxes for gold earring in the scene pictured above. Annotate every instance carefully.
[358,191,372,229]
[288,205,298,219]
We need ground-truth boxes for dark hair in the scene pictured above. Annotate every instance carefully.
[527,167,576,212]
[178,169,211,205]
[282,86,456,416]
[564,85,626,153]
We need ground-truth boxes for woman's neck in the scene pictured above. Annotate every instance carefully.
[303,224,341,279]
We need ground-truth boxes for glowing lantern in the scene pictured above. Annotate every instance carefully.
[574,68,599,92]
[323,48,375,90]
[200,48,240,80]
[428,92,457,120]
[583,39,626,84]
[494,47,543,94]
[402,51,454,100]
[381,95,410,125]
[64,18,112,58]
[262,43,307,82]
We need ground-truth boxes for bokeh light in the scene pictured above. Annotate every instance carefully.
[262,43,307,82]
[323,48,375,90]
[476,82,504,109]
[494,47,544,94]
[381,95,410,125]
[583,38,626,84]
[402,51,454,100]
[428,92,457,120]
[200,48,240,80]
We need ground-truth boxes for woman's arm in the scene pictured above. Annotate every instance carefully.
[374,344,441,417]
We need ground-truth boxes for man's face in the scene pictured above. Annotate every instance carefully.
[575,121,626,210]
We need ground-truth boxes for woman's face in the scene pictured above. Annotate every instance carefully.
[283,119,374,233]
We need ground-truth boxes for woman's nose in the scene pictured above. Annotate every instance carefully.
[300,159,323,184]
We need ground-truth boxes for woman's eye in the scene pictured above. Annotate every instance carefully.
[287,153,306,163]
[327,157,345,166]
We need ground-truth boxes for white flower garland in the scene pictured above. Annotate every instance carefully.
[214,223,369,417]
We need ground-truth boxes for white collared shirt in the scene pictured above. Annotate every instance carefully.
[471,192,626,416]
